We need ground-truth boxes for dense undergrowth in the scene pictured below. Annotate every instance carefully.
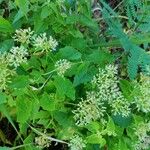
[0,0,150,149]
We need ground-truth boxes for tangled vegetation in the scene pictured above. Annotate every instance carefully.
[0,0,150,149]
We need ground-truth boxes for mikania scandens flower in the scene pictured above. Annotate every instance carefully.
[33,33,58,52]
[134,136,150,150]
[55,59,71,77]
[133,122,150,150]
[35,134,50,149]
[0,53,15,90]
[73,91,106,126]
[133,74,150,113]
[110,94,131,117]
[13,27,34,44]
[68,135,86,150]
[91,65,120,102]
[91,64,131,117]
[8,46,29,68]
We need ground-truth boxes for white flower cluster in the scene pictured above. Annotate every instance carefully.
[35,135,50,149]
[92,64,131,117]
[73,91,106,126]
[33,33,58,52]
[134,122,150,150]
[111,95,131,117]
[13,28,58,52]
[92,65,120,102]
[73,65,131,126]
[8,46,28,68]
[13,27,34,44]
[134,74,150,113]
[0,53,15,90]
[55,59,72,77]
[68,135,86,150]
[134,136,150,150]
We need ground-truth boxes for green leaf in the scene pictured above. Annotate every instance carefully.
[54,76,75,100]
[17,96,32,123]
[34,13,48,33]
[71,38,86,50]
[41,6,51,19]
[53,111,73,128]
[86,134,106,147]
[87,50,114,66]
[13,10,24,23]
[0,17,13,33]
[120,80,134,101]
[24,133,36,150]
[66,14,79,24]
[106,116,115,132]
[112,114,133,128]
[57,127,75,140]
[79,15,99,32]
[86,122,101,133]
[0,92,7,105]
[73,63,96,86]
[58,46,82,60]
[15,0,29,16]
[0,39,14,52]
[117,138,129,150]
[33,110,50,120]
[9,75,30,89]
[40,92,56,111]
[127,46,142,80]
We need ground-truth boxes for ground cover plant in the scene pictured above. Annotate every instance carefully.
[0,0,150,149]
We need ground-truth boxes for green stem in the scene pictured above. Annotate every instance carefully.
[10,143,33,150]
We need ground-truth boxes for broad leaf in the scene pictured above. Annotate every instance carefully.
[0,92,7,104]
[17,96,32,123]
[0,17,13,33]
[9,75,30,89]
[57,46,82,60]
[54,76,75,100]
[86,134,106,147]
[40,92,56,111]
[112,114,133,128]
[15,0,29,16]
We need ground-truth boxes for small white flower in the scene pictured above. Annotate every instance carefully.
[68,135,86,150]
[134,74,150,113]
[35,135,50,149]
[91,64,131,117]
[33,33,58,52]
[55,59,71,76]
[133,122,150,150]
[91,65,120,102]
[111,95,131,117]
[13,27,34,44]
[8,46,28,68]
[0,53,15,90]
[73,92,106,126]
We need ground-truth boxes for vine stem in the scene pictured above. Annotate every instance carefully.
[10,143,33,150]
[30,74,52,91]
[28,124,68,144]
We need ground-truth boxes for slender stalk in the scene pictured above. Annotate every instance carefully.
[10,143,33,150]
[28,124,68,144]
